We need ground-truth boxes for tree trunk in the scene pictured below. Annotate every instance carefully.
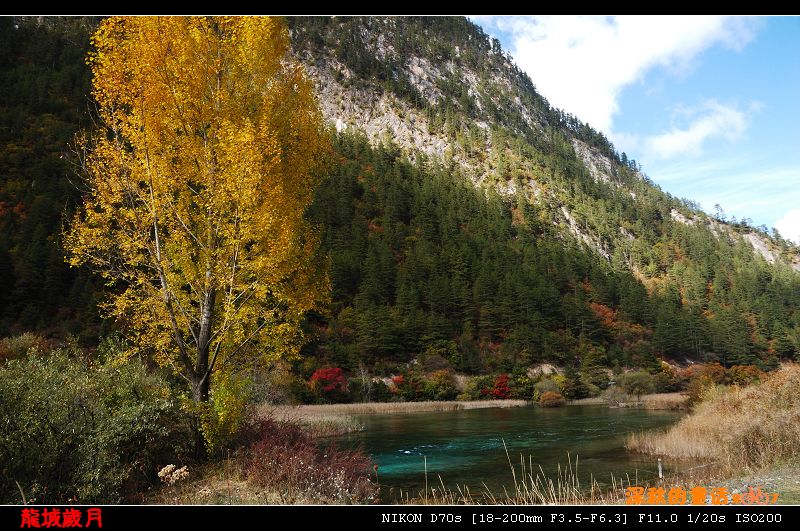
[190,370,210,459]
[190,285,216,458]
[192,371,210,403]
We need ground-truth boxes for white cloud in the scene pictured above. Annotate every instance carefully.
[643,156,800,231]
[473,16,759,133]
[775,209,800,244]
[644,101,749,159]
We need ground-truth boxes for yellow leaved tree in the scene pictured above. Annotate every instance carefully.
[65,16,329,450]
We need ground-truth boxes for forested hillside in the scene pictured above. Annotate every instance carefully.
[293,17,800,375]
[0,17,101,338]
[308,133,800,382]
[2,16,799,383]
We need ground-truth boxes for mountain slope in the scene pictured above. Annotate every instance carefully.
[290,16,800,371]
[0,17,798,378]
[290,16,799,271]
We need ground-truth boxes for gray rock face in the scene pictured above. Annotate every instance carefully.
[291,17,800,272]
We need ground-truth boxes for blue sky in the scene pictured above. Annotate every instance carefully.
[472,16,800,243]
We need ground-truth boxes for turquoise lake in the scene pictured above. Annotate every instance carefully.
[338,404,684,499]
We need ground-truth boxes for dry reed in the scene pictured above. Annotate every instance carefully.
[262,400,528,437]
[267,399,528,417]
[404,445,632,505]
[627,364,800,472]
[574,392,688,410]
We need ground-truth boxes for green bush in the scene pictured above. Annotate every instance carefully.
[370,379,393,402]
[0,349,191,503]
[509,373,534,399]
[562,366,590,399]
[398,373,426,401]
[581,367,610,390]
[0,333,50,362]
[422,369,458,401]
[616,370,655,401]
[418,340,457,371]
[457,375,493,401]
[582,380,602,397]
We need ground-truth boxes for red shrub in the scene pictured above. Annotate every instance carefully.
[389,375,405,395]
[309,367,348,401]
[482,373,512,399]
[245,418,378,503]
[682,363,727,384]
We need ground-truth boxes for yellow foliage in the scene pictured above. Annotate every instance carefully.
[65,16,330,428]
[200,372,251,452]
[551,374,567,393]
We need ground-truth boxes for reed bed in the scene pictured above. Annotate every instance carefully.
[262,400,528,437]
[572,392,688,410]
[267,399,528,417]
[627,364,800,472]
[637,392,689,410]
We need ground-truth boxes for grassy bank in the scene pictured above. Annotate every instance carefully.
[571,392,688,410]
[627,364,800,472]
[150,417,379,504]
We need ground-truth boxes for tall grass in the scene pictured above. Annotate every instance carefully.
[577,392,688,410]
[404,446,630,505]
[637,392,688,410]
[284,412,365,438]
[627,364,800,472]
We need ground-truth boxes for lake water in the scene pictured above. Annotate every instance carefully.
[338,404,683,499]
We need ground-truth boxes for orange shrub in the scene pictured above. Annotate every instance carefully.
[727,364,765,386]
[680,362,727,386]
[538,391,566,408]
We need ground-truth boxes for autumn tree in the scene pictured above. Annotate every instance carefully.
[65,17,329,448]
